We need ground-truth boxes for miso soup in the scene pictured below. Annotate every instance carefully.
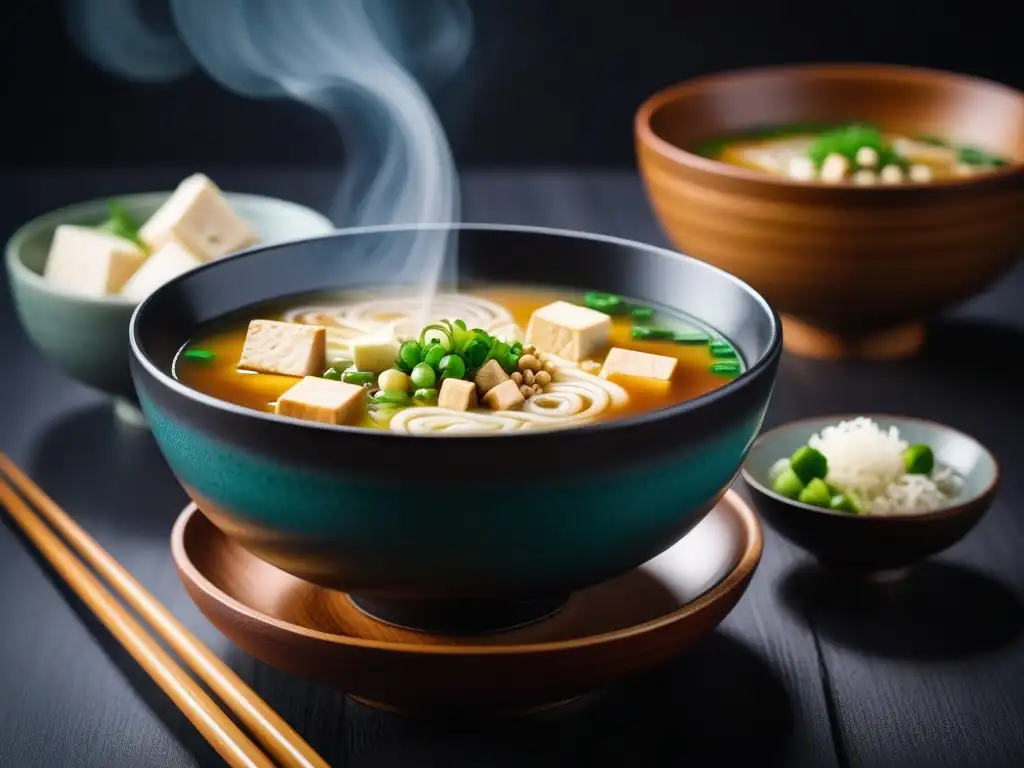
[697,123,1011,184]
[175,287,743,435]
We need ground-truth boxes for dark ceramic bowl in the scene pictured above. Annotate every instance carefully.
[129,224,781,631]
[742,415,998,572]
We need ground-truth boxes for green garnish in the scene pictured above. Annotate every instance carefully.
[807,124,904,170]
[957,146,1008,167]
[97,200,146,248]
[341,371,375,386]
[372,390,411,406]
[422,343,447,370]
[438,353,466,380]
[798,478,833,508]
[460,336,491,369]
[631,326,676,341]
[771,467,805,499]
[630,306,654,320]
[328,358,353,372]
[904,444,934,475]
[829,493,860,514]
[584,291,627,314]
[915,133,947,147]
[322,367,342,381]
[709,361,740,377]
[674,332,711,344]
[709,340,737,359]
[182,349,216,362]
[790,445,828,483]
[410,362,437,389]
[694,122,837,160]
[419,323,454,351]
[396,340,422,372]
[413,387,438,403]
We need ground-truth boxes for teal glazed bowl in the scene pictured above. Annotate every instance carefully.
[129,224,781,633]
[6,192,334,424]
[742,414,999,572]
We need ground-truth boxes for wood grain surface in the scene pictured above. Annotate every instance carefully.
[1,169,1022,767]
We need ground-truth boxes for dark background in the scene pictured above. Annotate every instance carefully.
[2,0,1021,169]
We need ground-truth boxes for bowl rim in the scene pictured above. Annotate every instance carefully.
[740,412,1000,522]
[170,488,764,656]
[4,190,335,310]
[129,221,783,441]
[635,61,1024,192]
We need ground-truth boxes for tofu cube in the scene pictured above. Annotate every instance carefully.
[238,320,326,377]
[42,225,147,298]
[438,378,477,411]
[140,174,258,260]
[120,242,203,302]
[474,359,510,396]
[351,337,400,374]
[525,301,611,362]
[482,379,525,411]
[274,377,365,426]
[600,347,677,382]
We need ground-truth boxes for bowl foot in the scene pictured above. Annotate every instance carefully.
[781,316,926,360]
[113,398,149,429]
[347,593,569,635]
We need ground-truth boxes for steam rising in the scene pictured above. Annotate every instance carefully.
[65,0,472,316]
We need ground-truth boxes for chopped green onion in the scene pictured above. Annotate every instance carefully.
[807,123,904,169]
[957,146,1008,167]
[674,332,711,344]
[584,291,626,314]
[709,340,737,359]
[342,371,375,386]
[419,323,454,351]
[630,306,654,320]
[631,326,676,341]
[97,200,146,248]
[322,367,343,381]
[454,319,467,331]
[413,387,438,403]
[410,362,437,389]
[183,349,216,362]
[438,354,466,380]
[423,343,447,369]
[461,336,490,369]
[709,361,740,377]
[373,390,411,406]
[396,340,422,372]
[328,358,353,372]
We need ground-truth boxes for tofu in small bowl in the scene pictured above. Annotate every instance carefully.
[5,175,334,425]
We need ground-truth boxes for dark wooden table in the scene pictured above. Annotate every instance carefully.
[2,169,1022,768]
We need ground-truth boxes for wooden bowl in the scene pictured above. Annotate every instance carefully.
[741,415,998,573]
[636,63,1024,359]
[172,489,762,713]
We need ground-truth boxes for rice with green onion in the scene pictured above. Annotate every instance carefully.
[771,417,962,515]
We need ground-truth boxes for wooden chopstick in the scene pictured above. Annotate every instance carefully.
[0,453,331,768]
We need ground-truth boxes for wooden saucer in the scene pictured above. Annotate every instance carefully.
[171,490,762,712]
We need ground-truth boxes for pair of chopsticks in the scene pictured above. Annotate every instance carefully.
[0,453,331,768]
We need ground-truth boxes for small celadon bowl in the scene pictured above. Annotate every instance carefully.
[742,414,999,572]
[5,192,334,425]
[128,223,782,633]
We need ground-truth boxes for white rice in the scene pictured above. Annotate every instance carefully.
[774,417,962,515]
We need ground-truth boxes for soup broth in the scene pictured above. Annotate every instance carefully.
[697,123,1011,184]
[175,286,741,435]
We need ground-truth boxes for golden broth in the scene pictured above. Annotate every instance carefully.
[175,287,738,430]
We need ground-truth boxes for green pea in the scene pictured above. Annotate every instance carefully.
[397,340,422,372]
[798,478,832,508]
[829,493,860,514]
[411,362,437,389]
[790,445,828,483]
[322,367,342,381]
[904,444,934,475]
[423,343,446,369]
[342,371,375,386]
[771,468,805,500]
[414,387,438,403]
[438,354,466,380]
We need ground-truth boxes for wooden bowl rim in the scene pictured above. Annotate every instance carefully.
[741,412,1000,523]
[171,489,763,656]
[635,62,1024,191]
